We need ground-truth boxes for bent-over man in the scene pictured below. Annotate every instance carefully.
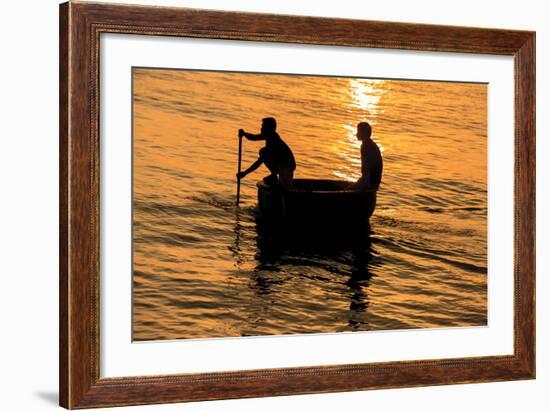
[237,117,296,189]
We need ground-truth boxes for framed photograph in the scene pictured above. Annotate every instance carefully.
[59,1,535,408]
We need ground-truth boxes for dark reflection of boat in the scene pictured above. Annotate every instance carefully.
[231,198,377,332]
[253,214,374,331]
[257,179,377,226]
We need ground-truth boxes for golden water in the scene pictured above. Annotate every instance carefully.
[132,68,487,341]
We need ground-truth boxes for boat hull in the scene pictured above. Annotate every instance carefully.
[257,179,376,226]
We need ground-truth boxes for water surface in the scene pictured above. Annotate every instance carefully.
[132,68,487,341]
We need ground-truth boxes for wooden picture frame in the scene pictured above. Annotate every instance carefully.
[59,1,535,408]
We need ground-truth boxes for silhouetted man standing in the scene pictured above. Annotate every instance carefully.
[354,122,383,190]
[237,117,296,189]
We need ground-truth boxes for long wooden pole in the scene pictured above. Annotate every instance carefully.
[236,134,243,205]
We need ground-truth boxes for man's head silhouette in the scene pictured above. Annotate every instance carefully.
[261,117,277,134]
[357,122,372,141]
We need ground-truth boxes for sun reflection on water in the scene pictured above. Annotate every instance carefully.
[332,79,389,181]
[349,78,387,112]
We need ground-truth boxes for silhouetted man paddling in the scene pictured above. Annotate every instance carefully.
[354,122,383,191]
[237,117,296,189]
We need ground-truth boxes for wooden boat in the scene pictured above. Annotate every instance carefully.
[257,179,377,226]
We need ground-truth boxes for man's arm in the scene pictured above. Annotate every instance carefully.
[239,129,265,141]
[360,143,368,177]
[237,157,263,179]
